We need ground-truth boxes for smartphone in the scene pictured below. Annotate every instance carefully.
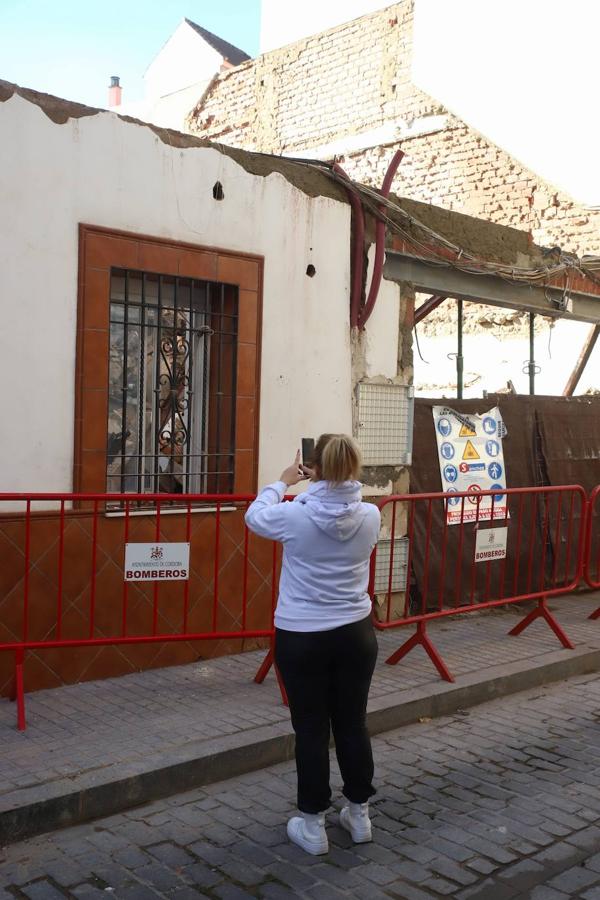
[301,438,315,469]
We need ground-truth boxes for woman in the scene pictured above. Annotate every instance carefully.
[245,434,380,855]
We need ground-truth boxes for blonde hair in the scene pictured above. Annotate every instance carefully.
[312,433,362,484]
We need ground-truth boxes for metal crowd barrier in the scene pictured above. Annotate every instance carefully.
[1,484,599,731]
[369,485,588,682]
[0,493,284,730]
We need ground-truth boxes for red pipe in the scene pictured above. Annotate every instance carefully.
[333,162,365,329]
[357,149,404,330]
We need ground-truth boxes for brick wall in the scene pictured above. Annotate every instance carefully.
[187,1,600,258]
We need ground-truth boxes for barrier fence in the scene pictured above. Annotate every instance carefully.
[369,485,588,682]
[1,484,599,731]
[585,485,600,608]
[0,493,285,731]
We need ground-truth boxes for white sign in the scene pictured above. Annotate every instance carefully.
[433,406,509,525]
[475,526,508,563]
[124,543,190,581]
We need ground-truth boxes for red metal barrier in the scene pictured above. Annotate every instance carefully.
[369,485,588,682]
[585,486,600,610]
[0,493,285,731]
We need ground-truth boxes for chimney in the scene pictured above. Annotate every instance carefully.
[108,75,122,108]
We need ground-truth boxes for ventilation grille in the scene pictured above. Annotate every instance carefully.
[357,383,414,465]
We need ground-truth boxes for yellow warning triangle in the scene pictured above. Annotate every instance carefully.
[462,439,480,461]
[459,422,477,437]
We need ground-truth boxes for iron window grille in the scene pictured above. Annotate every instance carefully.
[107,269,238,502]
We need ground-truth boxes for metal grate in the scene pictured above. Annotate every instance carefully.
[373,536,410,594]
[107,269,238,499]
[356,383,414,465]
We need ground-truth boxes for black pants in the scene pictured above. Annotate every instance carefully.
[275,614,378,814]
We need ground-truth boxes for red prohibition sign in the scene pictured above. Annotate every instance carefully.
[467,484,482,504]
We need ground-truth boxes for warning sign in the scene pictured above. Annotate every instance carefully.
[462,440,480,461]
[433,406,509,525]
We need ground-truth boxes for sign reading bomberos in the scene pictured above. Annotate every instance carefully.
[432,406,508,525]
[124,543,190,581]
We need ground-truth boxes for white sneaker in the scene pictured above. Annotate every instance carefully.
[287,812,329,855]
[340,802,372,843]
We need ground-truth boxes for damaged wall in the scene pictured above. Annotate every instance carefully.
[0,85,367,493]
[187,1,600,258]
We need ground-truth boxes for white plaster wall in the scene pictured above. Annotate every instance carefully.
[363,246,400,379]
[414,318,599,398]
[0,94,352,494]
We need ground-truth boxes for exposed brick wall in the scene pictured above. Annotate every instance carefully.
[187,1,600,258]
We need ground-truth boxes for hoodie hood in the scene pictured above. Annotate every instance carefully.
[295,480,369,541]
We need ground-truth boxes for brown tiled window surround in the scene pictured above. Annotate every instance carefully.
[75,225,262,496]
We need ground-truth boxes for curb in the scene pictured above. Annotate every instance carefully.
[2,644,600,845]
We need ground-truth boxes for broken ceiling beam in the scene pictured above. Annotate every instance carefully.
[414,294,447,324]
[563,323,600,396]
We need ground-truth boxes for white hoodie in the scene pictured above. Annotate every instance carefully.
[245,480,381,632]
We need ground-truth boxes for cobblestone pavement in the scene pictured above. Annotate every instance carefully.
[3,673,600,899]
[2,594,599,800]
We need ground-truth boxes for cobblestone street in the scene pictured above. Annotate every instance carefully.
[3,673,600,899]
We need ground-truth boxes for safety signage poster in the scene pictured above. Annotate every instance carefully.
[432,406,508,525]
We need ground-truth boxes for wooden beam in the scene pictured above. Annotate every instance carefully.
[563,324,600,396]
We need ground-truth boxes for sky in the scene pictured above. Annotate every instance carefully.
[0,0,261,108]
[413,0,600,207]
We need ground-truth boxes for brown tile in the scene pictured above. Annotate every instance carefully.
[178,250,217,279]
[80,450,107,493]
[235,396,256,451]
[138,242,180,274]
[236,343,258,398]
[217,255,260,291]
[92,560,126,636]
[234,451,255,493]
[85,233,139,270]
[0,525,25,601]
[81,390,109,451]
[19,652,63,693]
[237,290,259,344]
[83,268,111,330]
[82,330,110,390]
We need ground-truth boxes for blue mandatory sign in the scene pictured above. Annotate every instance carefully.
[490,483,506,503]
[437,417,452,438]
[446,488,460,506]
[483,416,497,435]
[485,439,500,458]
[443,464,458,484]
[440,442,455,460]
[488,462,503,481]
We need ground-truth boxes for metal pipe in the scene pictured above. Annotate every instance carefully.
[529,311,536,395]
[456,299,464,399]
[357,148,404,329]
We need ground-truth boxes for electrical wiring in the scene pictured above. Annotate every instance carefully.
[298,159,600,291]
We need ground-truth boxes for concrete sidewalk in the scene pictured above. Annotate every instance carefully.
[1,593,600,844]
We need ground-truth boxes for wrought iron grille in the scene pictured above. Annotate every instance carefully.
[107,269,238,498]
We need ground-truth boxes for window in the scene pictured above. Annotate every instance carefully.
[107,268,238,495]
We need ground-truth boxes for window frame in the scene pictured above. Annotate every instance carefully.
[74,225,262,498]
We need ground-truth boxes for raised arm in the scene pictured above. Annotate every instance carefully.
[244,451,308,542]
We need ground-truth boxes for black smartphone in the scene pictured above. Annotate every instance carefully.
[301,438,315,469]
